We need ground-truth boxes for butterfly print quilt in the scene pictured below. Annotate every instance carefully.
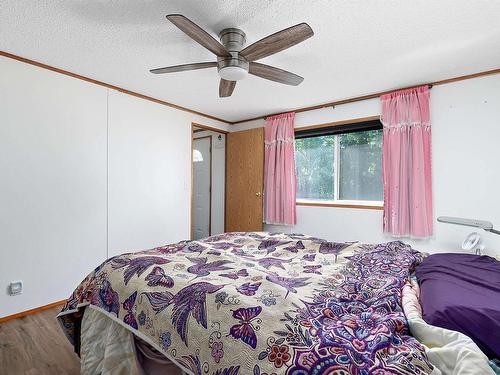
[58,232,434,375]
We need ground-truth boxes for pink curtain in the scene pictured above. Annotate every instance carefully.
[264,112,296,225]
[381,86,433,238]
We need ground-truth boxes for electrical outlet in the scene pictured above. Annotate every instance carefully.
[9,280,23,296]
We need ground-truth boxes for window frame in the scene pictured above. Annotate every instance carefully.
[294,116,384,210]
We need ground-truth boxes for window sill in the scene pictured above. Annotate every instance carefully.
[296,200,384,210]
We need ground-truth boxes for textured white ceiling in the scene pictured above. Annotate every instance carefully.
[1,0,500,123]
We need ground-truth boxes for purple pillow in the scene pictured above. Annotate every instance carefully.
[416,253,500,359]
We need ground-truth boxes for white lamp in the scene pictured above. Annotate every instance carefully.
[437,216,500,255]
[437,216,500,235]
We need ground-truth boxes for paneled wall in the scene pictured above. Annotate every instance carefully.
[0,56,229,317]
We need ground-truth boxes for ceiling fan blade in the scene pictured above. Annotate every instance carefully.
[249,62,304,86]
[240,23,313,62]
[219,79,236,97]
[166,14,230,57]
[150,62,217,74]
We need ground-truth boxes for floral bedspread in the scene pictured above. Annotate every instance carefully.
[58,232,433,375]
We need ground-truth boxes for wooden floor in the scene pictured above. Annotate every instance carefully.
[0,307,80,375]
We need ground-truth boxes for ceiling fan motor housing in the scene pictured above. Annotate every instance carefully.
[217,28,249,81]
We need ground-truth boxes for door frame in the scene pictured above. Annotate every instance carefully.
[190,123,228,240]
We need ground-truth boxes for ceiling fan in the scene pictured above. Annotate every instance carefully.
[150,14,314,97]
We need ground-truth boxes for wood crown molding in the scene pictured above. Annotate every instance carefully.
[3,50,500,127]
[231,67,500,124]
[0,50,232,125]
[0,300,66,324]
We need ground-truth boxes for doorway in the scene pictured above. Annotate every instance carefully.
[191,124,227,240]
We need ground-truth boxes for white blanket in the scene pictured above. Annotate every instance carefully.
[80,306,144,375]
[80,307,185,375]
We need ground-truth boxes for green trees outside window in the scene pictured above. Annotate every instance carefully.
[295,129,383,202]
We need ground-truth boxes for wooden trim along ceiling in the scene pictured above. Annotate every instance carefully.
[0,300,66,324]
[0,51,231,124]
[232,67,500,124]
[2,50,500,126]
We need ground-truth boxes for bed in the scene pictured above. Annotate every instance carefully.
[57,232,496,374]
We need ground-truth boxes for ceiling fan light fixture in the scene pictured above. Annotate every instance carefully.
[151,15,314,97]
[218,65,248,81]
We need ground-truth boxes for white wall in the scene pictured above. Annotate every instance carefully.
[0,56,108,318]
[194,130,226,236]
[0,56,229,317]
[2,53,500,318]
[234,75,500,257]
[108,91,190,255]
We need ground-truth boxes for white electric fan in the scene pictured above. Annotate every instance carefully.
[461,232,484,255]
[437,216,500,256]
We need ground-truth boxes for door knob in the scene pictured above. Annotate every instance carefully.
[255,192,262,197]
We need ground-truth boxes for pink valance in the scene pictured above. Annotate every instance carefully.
[381,86,433,238]
[381,85,430,130]
[264,112,296,225]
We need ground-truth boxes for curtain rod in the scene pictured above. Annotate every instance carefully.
[231,67,500,124]
[288,83,434,115]
[258,85,431,122]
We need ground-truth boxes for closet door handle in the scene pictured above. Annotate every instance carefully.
[255,192,262,197]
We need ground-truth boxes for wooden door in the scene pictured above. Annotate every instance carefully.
[226,127,264,232]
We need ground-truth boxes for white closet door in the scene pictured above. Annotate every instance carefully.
[193,137,211,240]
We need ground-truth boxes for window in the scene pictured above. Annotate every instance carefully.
[295,119,383,207]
